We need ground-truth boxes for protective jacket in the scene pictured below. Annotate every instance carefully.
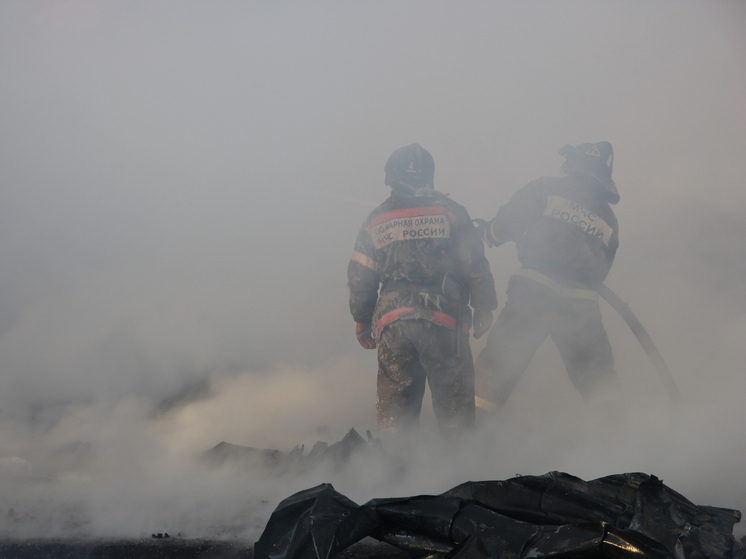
[474,173,620,408]
[486,174,618,286]
[348,189,497,341]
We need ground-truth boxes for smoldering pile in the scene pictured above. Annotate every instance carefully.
[200,428,387,477]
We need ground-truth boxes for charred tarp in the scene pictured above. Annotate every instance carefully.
[254,471,743,559]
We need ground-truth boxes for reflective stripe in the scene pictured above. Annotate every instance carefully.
[366,206,458,231]
[514,268,598,300]
[375,307,469,342]
[350,250,378,272]
[475,396,498,412]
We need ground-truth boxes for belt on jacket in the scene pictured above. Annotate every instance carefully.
[374,307,469,342]
[514,268,598,300]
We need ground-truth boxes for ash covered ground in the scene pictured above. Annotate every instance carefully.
[0,427,405,558]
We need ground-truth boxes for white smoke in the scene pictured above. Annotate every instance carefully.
[0,0,744,542]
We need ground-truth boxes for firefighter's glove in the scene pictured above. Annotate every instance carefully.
[355,322,377,349]
[472,309,493,339]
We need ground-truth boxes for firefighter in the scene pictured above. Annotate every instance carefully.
[473,142,621,412]
[348,144,498,441]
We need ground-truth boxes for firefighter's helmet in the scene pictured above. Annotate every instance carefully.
[559,142,619,204]
[384,144,435,191]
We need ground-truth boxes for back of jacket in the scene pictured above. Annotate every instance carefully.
[348,191,497,332]
[490,174,619,286]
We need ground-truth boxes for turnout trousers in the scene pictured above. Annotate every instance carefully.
[475,270,616,410]
[376,318,475,437]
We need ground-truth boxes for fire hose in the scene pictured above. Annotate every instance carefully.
[596,283,680,402]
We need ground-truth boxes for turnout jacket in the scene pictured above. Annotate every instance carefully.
[486,174,619,286]
[348,190,497,340]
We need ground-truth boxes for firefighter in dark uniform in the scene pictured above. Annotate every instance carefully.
[473,142,620,412]
[348,144,498,440]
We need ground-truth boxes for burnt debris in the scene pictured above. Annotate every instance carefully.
[200,428,384,476]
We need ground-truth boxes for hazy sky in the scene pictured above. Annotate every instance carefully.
[0,0,745,541]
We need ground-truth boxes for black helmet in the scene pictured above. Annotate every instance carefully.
[384,143,435,193]
[559,142,619,204]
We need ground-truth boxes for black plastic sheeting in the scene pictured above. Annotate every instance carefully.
[254,471,744,559]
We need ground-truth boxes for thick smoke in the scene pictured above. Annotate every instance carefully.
[0,0,745,541]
